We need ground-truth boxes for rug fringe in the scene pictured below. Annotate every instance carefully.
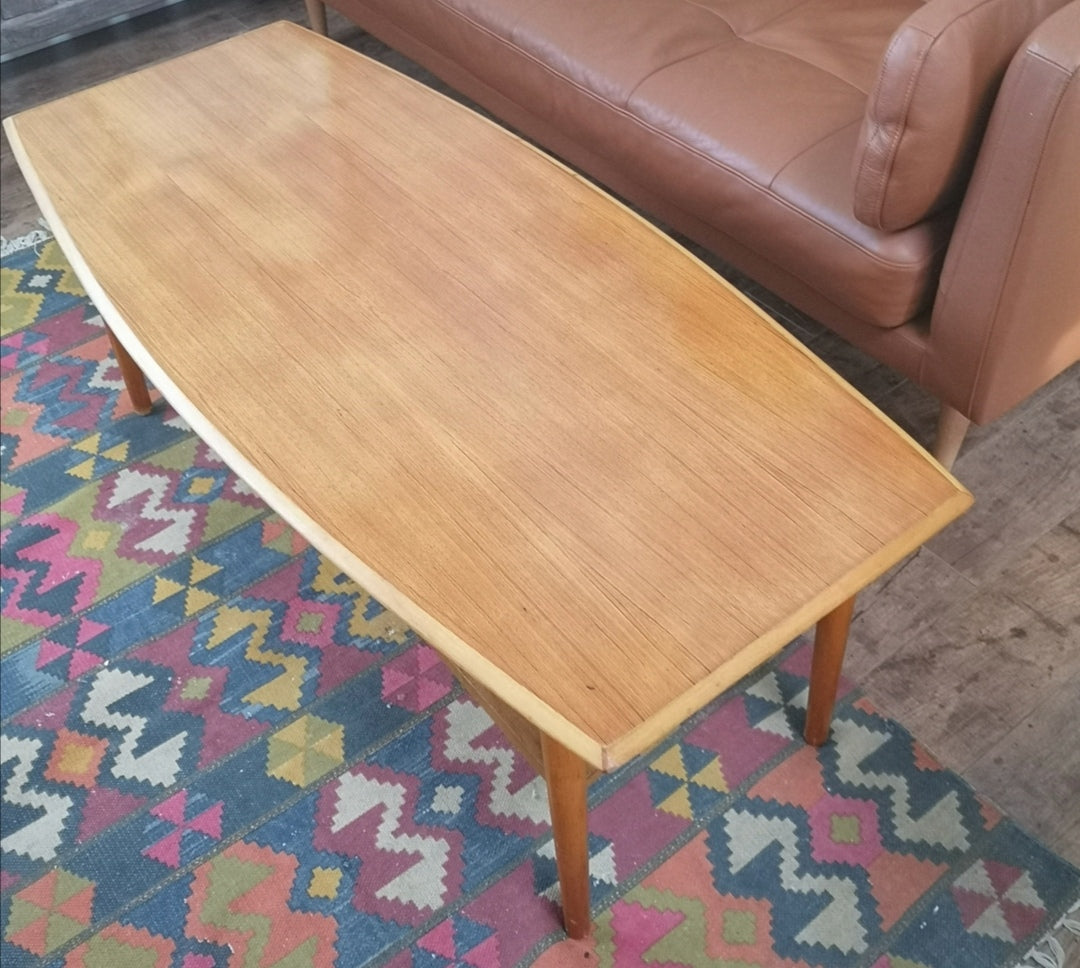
[1013,898,1080,968]
[0,221,52,257]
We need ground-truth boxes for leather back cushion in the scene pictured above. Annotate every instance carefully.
[852,0,1069,231]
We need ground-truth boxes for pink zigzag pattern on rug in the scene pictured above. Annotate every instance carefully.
[237,556,384,696]
[133,623,270,768]
[93,466,205,566]
[26,354,110,432]
[313,762,466,926]
[2,514,102,626]
[428,700,548,840]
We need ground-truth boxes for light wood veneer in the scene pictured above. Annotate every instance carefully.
[4,21,972,936]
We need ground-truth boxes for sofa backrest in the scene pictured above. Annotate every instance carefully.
[852,0,1069,231]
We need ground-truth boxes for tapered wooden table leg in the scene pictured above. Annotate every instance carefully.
[304,0,328,35]
[540,734,591,939]
[105,326,153,415]
[804,595,856,746]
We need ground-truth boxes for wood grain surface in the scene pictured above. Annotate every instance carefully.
[4,22,971,769]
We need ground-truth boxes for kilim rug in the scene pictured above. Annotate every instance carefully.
[2,233,1078,968]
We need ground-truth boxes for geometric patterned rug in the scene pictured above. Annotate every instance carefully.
[2,234,1078,968]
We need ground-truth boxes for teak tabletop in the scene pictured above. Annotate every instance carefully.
[4,21,972,937]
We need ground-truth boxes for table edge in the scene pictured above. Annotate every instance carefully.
[3,35,973,771]
[3,110,610,768]
[602,485,971,768]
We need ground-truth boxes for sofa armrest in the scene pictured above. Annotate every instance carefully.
[923,1,1080,424]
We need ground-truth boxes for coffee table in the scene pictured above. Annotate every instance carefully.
[4,21,971,939]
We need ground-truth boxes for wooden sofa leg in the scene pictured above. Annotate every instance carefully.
[305,0,328,35]
[932,405,971,470]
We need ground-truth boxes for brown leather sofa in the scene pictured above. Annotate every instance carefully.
[306,0,1080,467]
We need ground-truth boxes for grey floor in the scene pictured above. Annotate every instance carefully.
[2,0,1078,869]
